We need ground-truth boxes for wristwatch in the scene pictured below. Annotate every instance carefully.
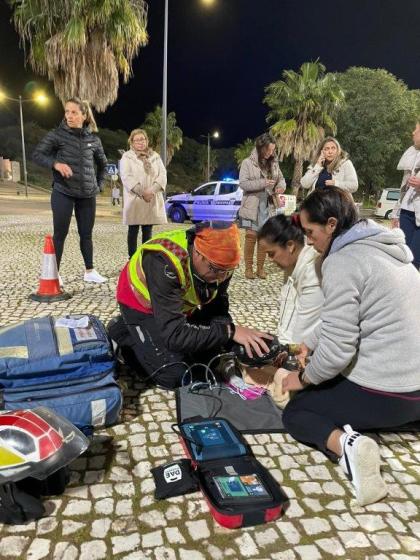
[298,369,311,387]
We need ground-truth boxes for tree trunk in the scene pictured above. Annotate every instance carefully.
[291,158,304,198]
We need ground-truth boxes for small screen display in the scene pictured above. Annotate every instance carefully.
[214,474,270,500]
[197,425,226,446]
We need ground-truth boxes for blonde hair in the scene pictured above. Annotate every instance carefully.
[128,128,149,149]
[312,136,348,173]
[65,97,98,132]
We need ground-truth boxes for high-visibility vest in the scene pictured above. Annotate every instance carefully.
[128,229,217,315]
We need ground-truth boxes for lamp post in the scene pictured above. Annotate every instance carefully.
[0,90,48,197]
[161,0,216,167]
[161,0,168,167]
[206,130,219,182]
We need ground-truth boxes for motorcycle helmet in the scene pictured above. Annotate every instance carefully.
[230,335,285,367]
[0,407,89,484]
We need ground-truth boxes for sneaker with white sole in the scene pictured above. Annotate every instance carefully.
[339,424,388,506]
[84,269,108,283]
[58,274,63,288]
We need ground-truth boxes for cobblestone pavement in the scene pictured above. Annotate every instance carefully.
[0,212,419,560]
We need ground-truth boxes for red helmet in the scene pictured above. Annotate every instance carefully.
[0,407,89,484]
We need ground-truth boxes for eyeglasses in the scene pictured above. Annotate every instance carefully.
[195,248,237,276]
[206,260,238,276]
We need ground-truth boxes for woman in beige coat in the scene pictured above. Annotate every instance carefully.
[238,132,286,279]
[120,129,167,257]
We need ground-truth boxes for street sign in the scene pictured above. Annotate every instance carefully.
[105,164,118,176]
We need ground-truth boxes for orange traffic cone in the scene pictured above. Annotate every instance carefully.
[30,235,71,302]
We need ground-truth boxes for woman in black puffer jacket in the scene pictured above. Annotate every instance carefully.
[33,97,108,284]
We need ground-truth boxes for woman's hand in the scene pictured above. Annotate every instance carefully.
[274,186,285,194]
[325,179,335,186]
[233,325,273,359]
[142,189,154,203]
[407,175,420,192]
[266,179,276,188]
[282,370,305,392]
[316,153,325,166]
[54,162,73,178]
[296,343,309,369]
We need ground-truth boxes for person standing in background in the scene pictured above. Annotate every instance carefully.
[120,129,167,259]
[33,97,108,284]
[391,121,420,270]
[301,137,358,196]
[112,183,121,206]
[238,132,286,279]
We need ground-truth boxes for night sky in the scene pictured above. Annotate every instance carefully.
[1,0,420,147]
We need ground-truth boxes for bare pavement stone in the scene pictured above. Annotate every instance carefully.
[0,206,419,559]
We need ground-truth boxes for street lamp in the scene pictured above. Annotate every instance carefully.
[0,89,48,197]
[161,0,217,167]
[201,131,220,182]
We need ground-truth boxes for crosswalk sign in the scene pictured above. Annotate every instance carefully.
[105,164,118,176]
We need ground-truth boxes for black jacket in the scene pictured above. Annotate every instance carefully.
[140,250,232,354]
[32,121,107,198]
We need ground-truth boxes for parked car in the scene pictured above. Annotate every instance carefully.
[165,179,297,223]
[374,188,400,219]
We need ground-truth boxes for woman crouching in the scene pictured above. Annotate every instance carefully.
[282,187,420,506]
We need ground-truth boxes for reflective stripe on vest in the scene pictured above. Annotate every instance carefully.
[128,230,216,314]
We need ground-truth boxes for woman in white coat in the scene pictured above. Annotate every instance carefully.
[258,214,323,344]
[120,129,167,258]
[301,137,358,196]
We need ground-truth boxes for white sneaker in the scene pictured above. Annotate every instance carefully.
[84,269,108,283]
[339,425,388,506]
[58,274,63,288]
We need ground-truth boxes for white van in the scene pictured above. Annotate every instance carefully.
[374,188,400,220]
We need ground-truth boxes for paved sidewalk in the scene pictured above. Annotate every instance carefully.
[0,212,419,560]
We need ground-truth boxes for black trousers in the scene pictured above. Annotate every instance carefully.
[127,225,153,258]
[282,375,420,456]
[119,304,225,389]
[400,209,420,269]
[51,189,96,269]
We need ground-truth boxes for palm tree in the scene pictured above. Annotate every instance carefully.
[264,61,344,196]
[8,0,149,112]
[234,138,254,167]
[196,145,218,181]
[142,105,183,166]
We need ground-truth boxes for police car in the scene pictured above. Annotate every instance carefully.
[165,179,296,223]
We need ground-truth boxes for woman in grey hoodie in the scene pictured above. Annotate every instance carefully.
[282,187,420,507]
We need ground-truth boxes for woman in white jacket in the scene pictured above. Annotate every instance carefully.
[301,137,358,196]
[120,129,167,258]
[258,214,323,344]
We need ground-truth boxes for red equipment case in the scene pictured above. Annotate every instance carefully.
[179,417,289,529]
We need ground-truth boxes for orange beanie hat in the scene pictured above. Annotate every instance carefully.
[194,222,241,268]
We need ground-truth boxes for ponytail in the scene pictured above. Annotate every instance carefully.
[258,213,304,247]
[65,97,98,132]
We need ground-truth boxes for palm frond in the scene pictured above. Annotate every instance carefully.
[8,0,149,111]
[265,60,345,163]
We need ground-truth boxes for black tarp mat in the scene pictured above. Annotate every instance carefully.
[176,384,285,433]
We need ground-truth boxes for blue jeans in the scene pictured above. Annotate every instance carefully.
[400,209,420,269]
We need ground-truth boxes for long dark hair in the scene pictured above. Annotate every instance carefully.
[255,132,277,169]
[300,187,359,257]
[258,213,304,247]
